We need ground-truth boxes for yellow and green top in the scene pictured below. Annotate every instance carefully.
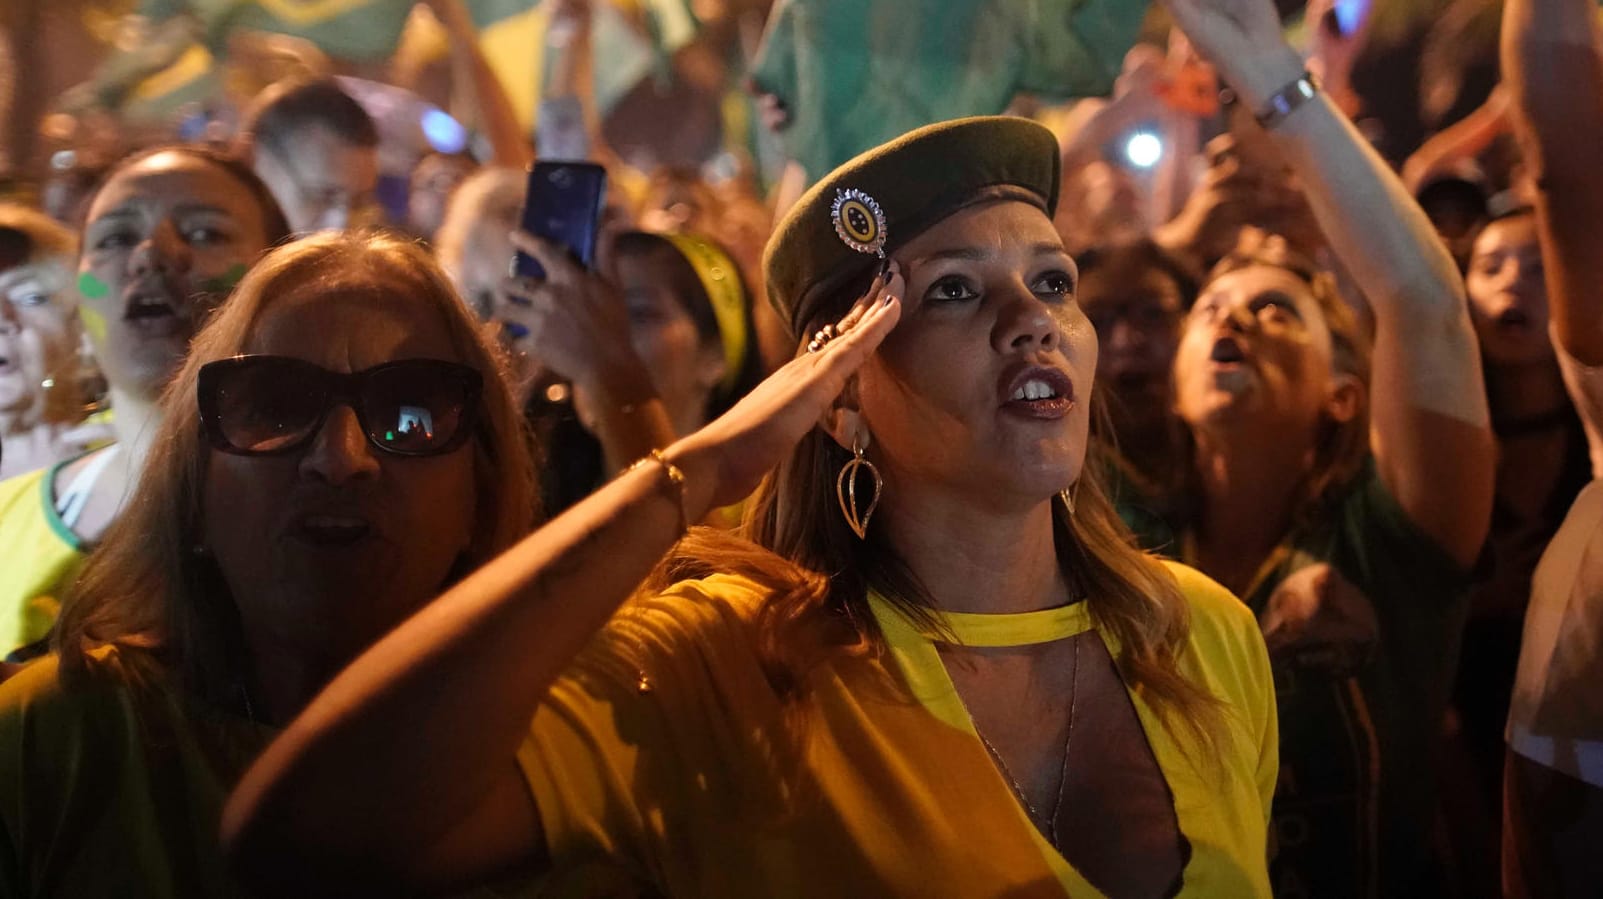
[0,458,90,656]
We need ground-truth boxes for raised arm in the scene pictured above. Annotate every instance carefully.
[501,233,679,475]
[1057,53,1169,171]
[221,270,904,893]
[1502,0,1603,367]
[1400,86,1511,194]
[423,0,533,169]
[535,0,610,164]
[1164,0,1495,566]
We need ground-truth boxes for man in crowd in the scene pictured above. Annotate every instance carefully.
[238,78,379,235]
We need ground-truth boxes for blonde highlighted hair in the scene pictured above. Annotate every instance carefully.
[647,288,1223,754]
[54,232,536,706]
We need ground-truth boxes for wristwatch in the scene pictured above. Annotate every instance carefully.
[1254,71,1321,129]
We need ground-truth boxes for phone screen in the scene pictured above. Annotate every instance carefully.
[513,161,608,280]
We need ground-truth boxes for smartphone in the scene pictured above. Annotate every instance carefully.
[513,161,608,280]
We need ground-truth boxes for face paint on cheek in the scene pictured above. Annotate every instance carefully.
[77,272,110,300]
[195,263,248,296]
[76,274,112,343]
[79,306,108,343]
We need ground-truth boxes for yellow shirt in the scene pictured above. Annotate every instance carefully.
[0,460,87,656]
[519,561,1277,897]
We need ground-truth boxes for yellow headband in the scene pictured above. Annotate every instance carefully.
[658,232,749,398]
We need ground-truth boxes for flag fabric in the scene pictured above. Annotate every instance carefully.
[124,0,697,134]
[471,0,694,135]
[124,44,220,121]
[749,0,1151,182]
[141,0,417,61]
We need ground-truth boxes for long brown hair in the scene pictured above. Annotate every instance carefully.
[53,233,536,708]
[646,270,1223,754]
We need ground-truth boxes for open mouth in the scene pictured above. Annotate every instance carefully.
[124,293,179,321]
[292,514,374,547]
[1000,365,1076,419]
[1495,308,1531,330]
[1209,336,1247,365]
[1010,379,1063,402]
[120,285,192,338]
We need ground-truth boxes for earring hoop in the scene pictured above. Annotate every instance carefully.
[836,433,882,539]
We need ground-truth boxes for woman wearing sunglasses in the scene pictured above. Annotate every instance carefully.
[0,146,289,659]
[0,231,535,895]
[225,114,1277,898]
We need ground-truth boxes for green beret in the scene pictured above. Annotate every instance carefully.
[763,115,1061,340]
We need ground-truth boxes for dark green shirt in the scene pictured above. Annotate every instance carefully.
[0,649,540,898]
[1124,460,1470,899]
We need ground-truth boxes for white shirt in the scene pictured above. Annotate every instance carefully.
[1507,330,1603,787]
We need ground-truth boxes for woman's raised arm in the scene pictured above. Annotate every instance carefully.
[1503,0,1603,367]
[222,271,903,893]
[1164,0,1495,566]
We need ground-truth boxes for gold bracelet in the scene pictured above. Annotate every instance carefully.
[629,449,689,534]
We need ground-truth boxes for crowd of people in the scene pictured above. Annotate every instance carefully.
[0,0,1599,895]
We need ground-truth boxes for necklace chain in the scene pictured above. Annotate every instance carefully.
[972,635,1081,849]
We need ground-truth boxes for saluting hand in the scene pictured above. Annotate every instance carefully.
[670,266,904,516]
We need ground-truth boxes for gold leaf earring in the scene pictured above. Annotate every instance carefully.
[836,433,882,539]
[1059,480,1080,517]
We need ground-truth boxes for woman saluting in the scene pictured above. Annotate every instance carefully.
[225,115,1276,898]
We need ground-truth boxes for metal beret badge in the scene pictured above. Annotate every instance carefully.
[831,188,888,260]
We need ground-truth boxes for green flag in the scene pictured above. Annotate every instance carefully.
[139,0,415,61]
[750,0,1150,182]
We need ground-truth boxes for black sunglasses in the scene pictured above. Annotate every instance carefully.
[198,355,484,457]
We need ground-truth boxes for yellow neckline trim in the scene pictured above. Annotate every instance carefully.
[923,602,1093,647]
[866,590,1094,647]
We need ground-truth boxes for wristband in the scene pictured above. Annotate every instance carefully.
[1253,71,1321,130]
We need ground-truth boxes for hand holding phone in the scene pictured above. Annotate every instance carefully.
[502,230,648,393]
[512,161,608,281]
